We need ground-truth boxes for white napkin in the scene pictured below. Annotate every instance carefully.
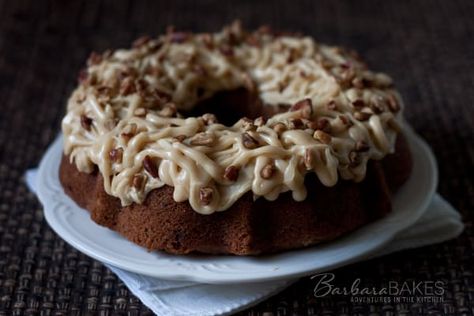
[25,169,464,316]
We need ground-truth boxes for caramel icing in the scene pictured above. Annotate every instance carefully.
[62,22,405,214]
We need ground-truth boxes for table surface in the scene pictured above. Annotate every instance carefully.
[0,0,473,315]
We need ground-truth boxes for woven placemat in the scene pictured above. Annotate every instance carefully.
[0,0,472,315]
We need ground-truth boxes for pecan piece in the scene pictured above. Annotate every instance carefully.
[190,132,215,146]
[290,98,313,118]
[199,187,213,205]
[121,123,138,140]
[223,165,240,182]
[80,115,93,131]
[353,111,371,121]
[109,147,123,163]
[159,103,177,117]
[132,174,146,190]
[260,163,276,179]
[202,113,217,125]
[241,133,259,149]
[313,130,332,144]
[272,122,287,134]
[142,155,159,178]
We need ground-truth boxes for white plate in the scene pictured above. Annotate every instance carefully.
[36,127,437,284]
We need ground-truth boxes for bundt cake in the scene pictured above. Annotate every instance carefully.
[59,22,412,255]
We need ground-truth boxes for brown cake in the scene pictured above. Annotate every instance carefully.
[59,22,413,255]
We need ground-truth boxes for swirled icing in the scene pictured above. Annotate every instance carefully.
[62,22,405,214]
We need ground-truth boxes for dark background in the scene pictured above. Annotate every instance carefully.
[0,0,473,315]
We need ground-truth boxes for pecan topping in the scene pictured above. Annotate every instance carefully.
[370,97,385,113]
[242,133,259,149]
[254,116,266,127]
[159,103,177,117]
[313,130,331,144]
[289,118,304,129]
[223,165,240,182]
[190,132,215,146]
[290,98,313,118]
[338,115,352,126]
[272,122,287,134]
[80,115,93,131]
[311,118,331,133]
[202,113,217,125]
[132,174,146,190]
[199,187,213,205]
[260,163,276,179]
[240,117,256,131]
[121,123,138,140]
[109,148,123,163]
[354,111,371,121]
[355,140,370,152]
[143,155,159,178]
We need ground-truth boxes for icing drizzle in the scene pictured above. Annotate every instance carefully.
[62,22,404,214]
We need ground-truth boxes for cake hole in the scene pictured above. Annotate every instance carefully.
[183,88,290,126]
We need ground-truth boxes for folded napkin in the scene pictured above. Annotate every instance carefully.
[25,169,464,316]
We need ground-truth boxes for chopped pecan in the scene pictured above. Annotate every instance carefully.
[290,98,313,118]
[241,133,259,149]
[354,111,371,121]
[190,132,215,146]
[143,155,159,178]
[159,103,177,117]
[272,122,287,134]
[313,130,331,144]
[109,148,123,163]
[80,115,93,131]
[199,187,213,205]
[202,113,217,125]
[260,163,276,179]
[132,174,146,190]
[223,165,240,182]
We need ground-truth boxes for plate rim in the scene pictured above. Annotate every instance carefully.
[36,127,438,284]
